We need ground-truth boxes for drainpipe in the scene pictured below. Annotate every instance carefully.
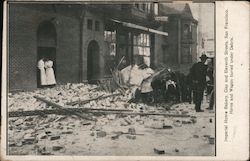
[79,5,86,82]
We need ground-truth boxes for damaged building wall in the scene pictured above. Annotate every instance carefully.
[9,4,81,90]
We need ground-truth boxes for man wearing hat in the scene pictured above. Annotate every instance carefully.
[190,54,208,112]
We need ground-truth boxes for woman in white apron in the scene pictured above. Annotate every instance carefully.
[37,58,47,87]
[45,59,56,87]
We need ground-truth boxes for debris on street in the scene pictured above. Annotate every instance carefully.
[8,83,215,155]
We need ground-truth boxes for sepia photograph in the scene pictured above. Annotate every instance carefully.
[5,1,216,156]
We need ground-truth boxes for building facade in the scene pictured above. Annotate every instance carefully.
[156,3,198,73]
[8,3,197,91]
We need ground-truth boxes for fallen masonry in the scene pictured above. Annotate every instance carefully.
[7,83,215,155]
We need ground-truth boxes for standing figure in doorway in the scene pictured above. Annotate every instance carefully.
[190,54,208,112]
[37,58,47,88]
[45,59,56,87]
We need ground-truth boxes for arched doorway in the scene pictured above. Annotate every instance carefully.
[37,21,57,87]
[87,40,100,82]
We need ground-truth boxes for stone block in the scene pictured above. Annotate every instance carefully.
[96,131,107,138]
[50,135,60,141]
[52,146,64,151]
[154,148,165,154]
[126,135,136,140]
[111,135,119,140]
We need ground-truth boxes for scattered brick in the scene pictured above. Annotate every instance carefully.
[50,135,60,140]
[154,148,165,154]
[96,131,107,138]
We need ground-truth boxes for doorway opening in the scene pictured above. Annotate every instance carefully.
[87,40,100,83]
[37,21,57,87]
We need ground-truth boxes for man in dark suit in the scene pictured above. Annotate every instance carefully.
[190,54,208,112]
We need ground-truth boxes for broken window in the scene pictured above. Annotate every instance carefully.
[133,33,150,66]
[104,30,116,56]
[104,30,116,73]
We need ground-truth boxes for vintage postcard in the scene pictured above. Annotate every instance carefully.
[1,0,249,160]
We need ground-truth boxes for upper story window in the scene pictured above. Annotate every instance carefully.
[87,19,93,30]
[135,3,139,9]
[142,4,146,11]
[95,21,100,31]
[183,23,192,39]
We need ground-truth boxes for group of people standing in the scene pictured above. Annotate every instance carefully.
[189,54,214,112]
[37,58,56,88]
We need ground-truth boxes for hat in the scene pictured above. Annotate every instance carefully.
[200,54,208,60]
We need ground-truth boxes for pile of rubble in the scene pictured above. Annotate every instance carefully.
[9,83,119,111]
[8,83,214,155]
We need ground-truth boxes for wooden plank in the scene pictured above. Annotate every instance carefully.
[66,93,122,106]
[87,111,190,117]
[34,96,95,121]
[8,106,189,118]
[8,108,133,117]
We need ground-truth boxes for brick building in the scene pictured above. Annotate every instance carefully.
[8,3,197,91]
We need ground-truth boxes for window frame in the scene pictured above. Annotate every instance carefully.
[87,19,93,30]
[104,30,116,56]
[132,33,151,66]
[95,21,100,31]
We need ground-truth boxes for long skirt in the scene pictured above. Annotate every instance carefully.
[46,68,56,85]
[39,68,47,86]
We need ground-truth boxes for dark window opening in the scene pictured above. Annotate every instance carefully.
[95,21,100,31]
[142,4,146,11]
[183,23,192,39]
[135,3,139,9]
[87,19,93,30]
